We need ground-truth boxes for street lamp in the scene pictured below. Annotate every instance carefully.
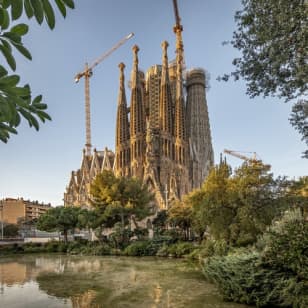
[0,200,3,240]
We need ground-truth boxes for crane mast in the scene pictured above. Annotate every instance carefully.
[75,32,134,156]
[172,0,183,32]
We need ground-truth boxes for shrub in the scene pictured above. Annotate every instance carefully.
[124,240,159,256]
[23,243,44,253]
[156,242,197,258]
[203,209,308,308]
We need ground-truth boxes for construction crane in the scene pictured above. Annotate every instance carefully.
[75,32,134,156]
[172,0,186,70]
[172,0,183,33]
[223,149,271,170]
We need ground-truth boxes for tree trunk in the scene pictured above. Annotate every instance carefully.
[64,230,68,243]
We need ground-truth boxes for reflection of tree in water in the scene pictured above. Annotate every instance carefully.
[36,272,110,308]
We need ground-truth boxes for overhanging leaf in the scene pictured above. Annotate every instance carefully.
[2,32,22,44]
[0,8,10,30]
[55,0,66,17]
[0,44,16,70]
[24,0,34,18]
[32,94,42,104]
[11,0,23,20]
[0,74,20,87]
[42,0,55,29]
[30,0,44,24]
[2,0,12,10]
[11,41,32,60]
[10,23,29,36]
[0,65,8,78]
[62,0,75,9]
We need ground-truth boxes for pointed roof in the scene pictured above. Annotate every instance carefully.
[116,62,130,146]
[130,45,145,137]
[159,41,173,134]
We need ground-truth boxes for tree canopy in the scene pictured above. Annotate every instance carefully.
[36,205,84,242]
[0,0,75,142]
[90,170,154,231]
[222,0,307,101]
[185,159,288,246]
[220,0,308,157]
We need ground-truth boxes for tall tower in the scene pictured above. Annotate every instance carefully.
[186,68,214,187]
[159,41,173,157]
[115,63,130,177]
[146,65,162,130]
[130,45,146,178]
[172,0,190,196]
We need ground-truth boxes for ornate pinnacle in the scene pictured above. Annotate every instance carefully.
[118,62,125,95]
[161,41,169,67]
[132,45,139,66]
[118,62,125,71]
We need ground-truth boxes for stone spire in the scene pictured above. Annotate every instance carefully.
[116,63,129,146]
[159,41,173,137]
[130,45,145,137]
[130,45,145,177]
[115,62,130,176]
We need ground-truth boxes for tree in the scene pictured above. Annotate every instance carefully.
[36,206,82,242]
[188,159,286,246]
[168,200,193,241]
[152,210,168,236]
[90,170,154,237]
[222,0,307,101]
[3,223,19,237]
[184,188,207,241]
[198,160,234,243]
[289,99,308,158]
[228,161,281,246]
[0,0,75,142]
[221,0,308,156]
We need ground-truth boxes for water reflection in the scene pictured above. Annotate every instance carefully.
[0,255,251,308]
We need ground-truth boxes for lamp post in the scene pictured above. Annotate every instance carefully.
[0,200,3,240]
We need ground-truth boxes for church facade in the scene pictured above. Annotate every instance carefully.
[64,16,214,209]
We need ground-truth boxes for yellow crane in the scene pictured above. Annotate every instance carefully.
[223,149,271,170]
[75,32,134,156]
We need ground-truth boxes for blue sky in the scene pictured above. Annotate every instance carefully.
[0,0,307,205]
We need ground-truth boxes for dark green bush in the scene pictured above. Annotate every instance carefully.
[124,240,159,256]
[157,242,197,257]
[203,210,308,308]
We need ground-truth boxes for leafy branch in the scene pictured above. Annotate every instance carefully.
[0,0,75,142]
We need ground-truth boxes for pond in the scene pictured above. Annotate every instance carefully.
[0,255,250,308]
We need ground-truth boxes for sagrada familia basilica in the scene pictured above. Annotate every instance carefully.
[64,2,214,209]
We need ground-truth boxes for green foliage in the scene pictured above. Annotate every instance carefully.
[124,240,159,256]
[168,200,193,240]
[220,0,308,157]
[261,209,308,278]
[0,0,75,142]
[156,242,196,258]
[90,170,154,236]
[36,206,83,242]
[221,0,308,102]
[152,210,168,236]
[3,223,19,236]
[187,159,286,247]
[203,209,308,307]
[289,99,308,158]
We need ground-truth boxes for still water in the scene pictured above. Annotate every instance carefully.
[0,255,250,308]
